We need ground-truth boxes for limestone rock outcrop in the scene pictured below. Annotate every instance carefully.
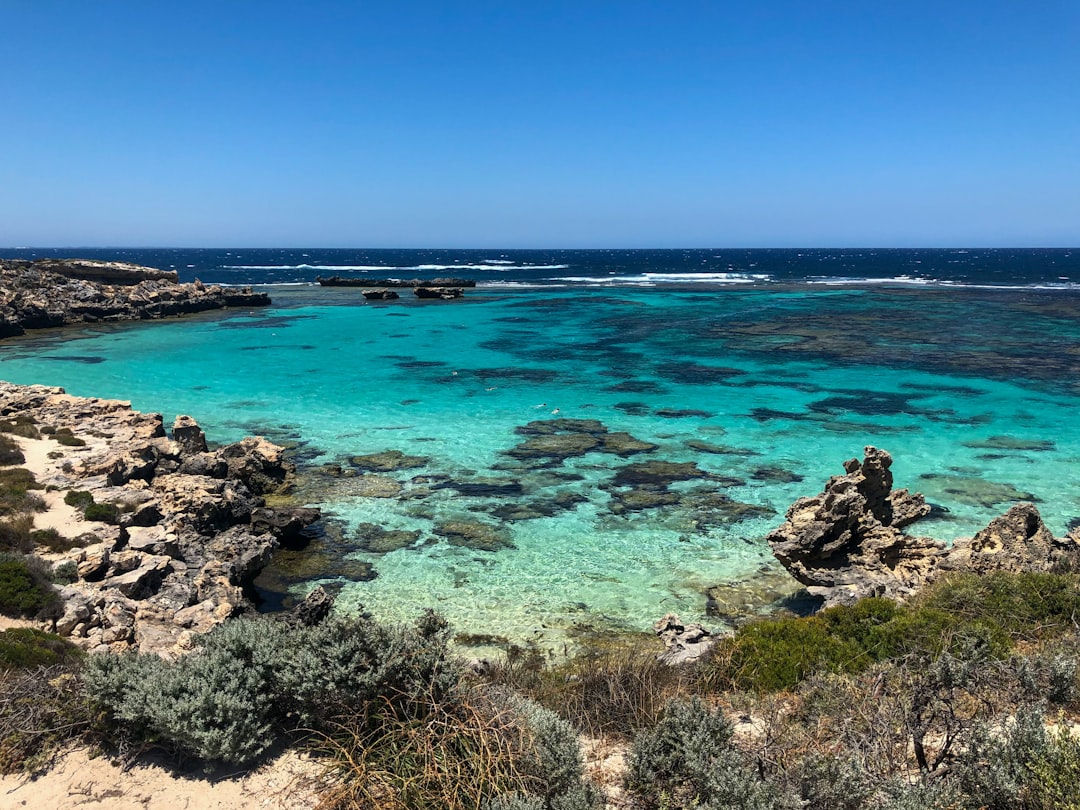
[767,447,943,607]
[768,446,1080,608]
[0,382,320,656]
[0,258,269,338]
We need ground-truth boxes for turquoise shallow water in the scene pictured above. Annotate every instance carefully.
[3,284,1079,648]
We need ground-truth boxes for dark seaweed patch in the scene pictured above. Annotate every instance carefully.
[654,361,743,384]
[41,355,106,364]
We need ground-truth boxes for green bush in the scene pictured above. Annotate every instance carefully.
[921,571,1080,643]
[0,554,59,617]
[0,469,44,518]
[0,515,35,555]
[82,502,120,524]
[702,595,1012,694]
[625,698,784,810]
[0,628,82,670]
[63,490,95,510]
[52,428,85,447]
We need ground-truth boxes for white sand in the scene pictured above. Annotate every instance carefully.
[0,748,322,810]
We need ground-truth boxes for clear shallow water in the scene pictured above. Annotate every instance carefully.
[2,260,1080,650]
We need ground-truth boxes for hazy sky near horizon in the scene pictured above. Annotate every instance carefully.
[2,2,1078,248]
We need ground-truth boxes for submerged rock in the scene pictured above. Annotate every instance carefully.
[433,520,514,551]
[612,460,708,488]
[349,449,430,472]
[355,522,423,553]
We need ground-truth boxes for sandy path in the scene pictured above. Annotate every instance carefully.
[0,748,323,810]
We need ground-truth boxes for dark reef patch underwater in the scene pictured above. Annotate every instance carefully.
[2,247,1079,651]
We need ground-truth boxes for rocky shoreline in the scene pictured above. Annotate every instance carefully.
[0,258,270,338]
[0,382,320,656]
[767,445,1080,607]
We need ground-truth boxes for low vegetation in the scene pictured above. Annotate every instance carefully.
[0,566,1079,807]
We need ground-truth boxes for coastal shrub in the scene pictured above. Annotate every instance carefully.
[625,697,784,810]
[0,515,35,554]
[0,628,82,670]
[51,559,78,585]
[82,501,120,524]
[782,754,876,810]
[83,609,463,764]
[83,624,287,763]
[0,415,40,440]
[701,595,1011,694]
[0,468,45,518]
[0,435,24,466]
[0,664,94,775]
[0,553,59,617]
[488,638,689,737]
[52,428,85,447]
[316,687,601,810]
[920,571,1080,643]
[63,490,95,510]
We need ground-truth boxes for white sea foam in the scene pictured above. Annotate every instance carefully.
[806,276,1080,291]
[551,272,772,285]
[222,263,570,272]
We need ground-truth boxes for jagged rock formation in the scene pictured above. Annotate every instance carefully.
[0,382,319,656]
[768,446,1080,608]
[0,258,270,338]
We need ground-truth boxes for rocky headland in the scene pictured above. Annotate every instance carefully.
[0,382,320,656]
[767,445,1080,607]
[0,258,270,338]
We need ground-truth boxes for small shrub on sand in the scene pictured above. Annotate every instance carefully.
[52,428,85,447]
[0,435,24,466]
[0,468,45,518]
[64,490,95,509]
[0,415,40,440]
[0,553,59,617]
[0,628,82,670]
[0,515,35,555]
[625,697,784,810]
[82,502,120,524]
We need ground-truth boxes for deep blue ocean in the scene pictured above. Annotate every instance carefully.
[2,247,1078,652]
[5,246,1079,288]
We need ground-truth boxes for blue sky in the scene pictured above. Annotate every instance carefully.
[2,1,1078,247]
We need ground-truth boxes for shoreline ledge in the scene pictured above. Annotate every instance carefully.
[0,381,320,657]
[0,257,270,338]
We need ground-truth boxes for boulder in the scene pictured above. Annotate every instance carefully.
[943,502,1080,575]
[653,613,716,665]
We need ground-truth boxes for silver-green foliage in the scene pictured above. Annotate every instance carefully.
[486,692,604,810]
[625,698,785,810]
[82,610,460,764]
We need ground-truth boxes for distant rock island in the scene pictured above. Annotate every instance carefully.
[0,258,270,338]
